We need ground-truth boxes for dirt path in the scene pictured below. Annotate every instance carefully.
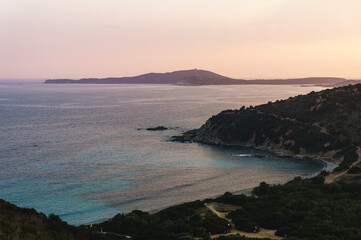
[312,122,328,134]
[205,202,283,240]
[325,147,361,183]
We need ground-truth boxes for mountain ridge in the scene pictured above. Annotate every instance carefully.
[45,69,354,86]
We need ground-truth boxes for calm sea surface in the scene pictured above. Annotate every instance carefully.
[0,83,325,225]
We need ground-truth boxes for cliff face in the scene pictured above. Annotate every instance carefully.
[175,84,361,173]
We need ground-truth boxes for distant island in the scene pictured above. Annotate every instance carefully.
[44,69,361,86]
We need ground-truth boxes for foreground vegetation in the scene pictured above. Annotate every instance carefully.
[0,199,120,240]
[97,176,361,240]
[94,200,229,240]
[3,176,361,240]
[213,176,361,240]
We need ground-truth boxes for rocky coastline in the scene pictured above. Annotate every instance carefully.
[173,84,361,181]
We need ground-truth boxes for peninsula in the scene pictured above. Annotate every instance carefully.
[174,84,361,183]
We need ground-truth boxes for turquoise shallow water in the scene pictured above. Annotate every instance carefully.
[0,83,325,225]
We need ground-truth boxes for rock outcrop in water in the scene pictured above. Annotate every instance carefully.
[174,84,361,179]
[146,126,168,131]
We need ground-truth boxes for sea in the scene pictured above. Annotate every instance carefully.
[0,83,326,225]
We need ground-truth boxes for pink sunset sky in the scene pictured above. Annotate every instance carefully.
[1,0,361,79]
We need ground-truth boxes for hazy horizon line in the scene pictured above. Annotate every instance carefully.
[1,68,360,82]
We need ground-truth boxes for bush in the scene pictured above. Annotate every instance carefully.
[348,166,361,174]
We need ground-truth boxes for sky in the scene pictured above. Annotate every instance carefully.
[1,0,361,79]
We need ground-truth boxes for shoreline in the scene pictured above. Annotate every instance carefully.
[138,152,329,215]
[89,145,332,225]
[3,145,334,227]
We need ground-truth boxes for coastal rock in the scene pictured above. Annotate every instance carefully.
[146,126,168,131]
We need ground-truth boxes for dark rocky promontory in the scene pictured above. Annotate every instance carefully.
[175,84,361,182]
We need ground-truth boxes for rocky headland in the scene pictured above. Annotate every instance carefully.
[174,84,361,182]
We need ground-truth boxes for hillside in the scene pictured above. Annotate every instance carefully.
[45,69,247,85]
[0,198,253,240]
[45,69,353,86]
[3,177,361,240]
[92,177,361,240]
[0,199,122,240]
[174,84,361,180]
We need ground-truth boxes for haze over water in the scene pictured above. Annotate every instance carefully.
[0,84,325,225]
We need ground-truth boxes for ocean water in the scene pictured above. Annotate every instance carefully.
[0,83,325,225]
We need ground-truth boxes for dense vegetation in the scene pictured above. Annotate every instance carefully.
[3,177,361,240]
[176,84,361,172]
[255,84,361,144]
[214,236,271,240]
[0,198,229,240]
[95,200,229,240]
[212,177,361,240]
[0,199,121,240]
